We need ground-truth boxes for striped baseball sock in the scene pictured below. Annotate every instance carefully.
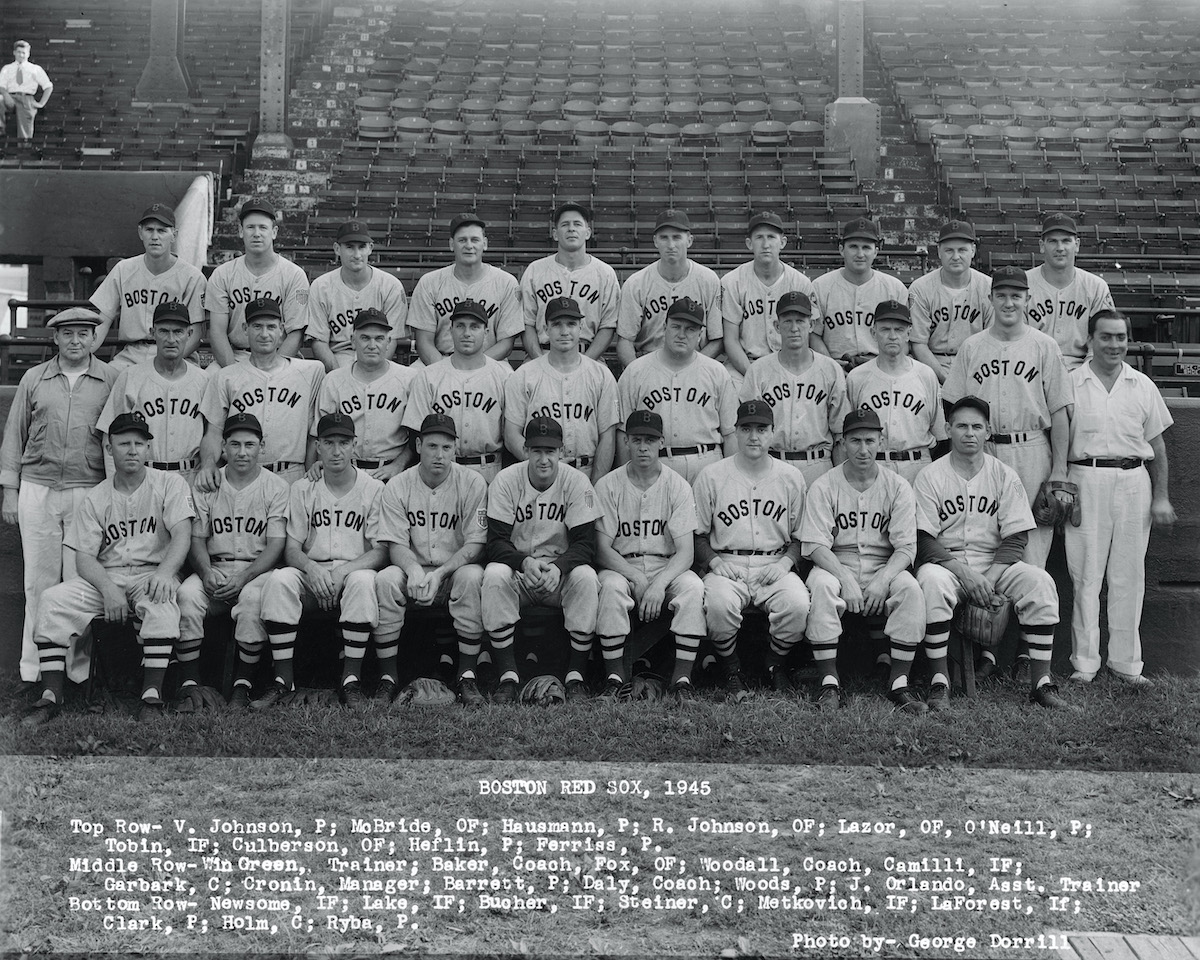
[489,629,519,683]
[175,636,203,687]
[141,639,173,700]
[1022,623,1056,689]
[670,632,704,685]
[341,622,372,685]
[457,634,482,680]
[598,634,625,681]
[264,620,296,689]
[923,618,951,687]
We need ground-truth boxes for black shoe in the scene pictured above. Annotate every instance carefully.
[457,677,485,706]
[250,681,293,711]
[597,678,623,702]
[21,697,61,728]
[565,679,588,701]
[888,686,929,715]
[341,681,366,708]
[137,696,166,721]
[671,679,697,704]
[975,658,998,682]
[767,664,790,692]
[926,682,951,712]
[815,683,841,711]
[375,678,399,703]
[492,679,519,704]
[725,672,750,704]
[1029,682,1072,710]
[228,686,251,710]
[1012,655,1031,685]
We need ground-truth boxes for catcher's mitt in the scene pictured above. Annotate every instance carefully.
[171,685,225,714]
[1032,480,1080,527]
[617,673,667,702]
[842,352,876,372]
[396,677,456,706]
[520,675,566,707]
[953,594,1011,651]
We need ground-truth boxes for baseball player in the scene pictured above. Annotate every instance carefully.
[406,212,523,365]
[206,198,311,366]
[616,209,724,368]
[595,410,706,700]
[801,408,923,711]
[375,413,489,705]
[482,417,601,702]
[402,299,512,484]
[22,412,195,726]
[1026,213,1116,370]
[520,201,620,362]
[504,296,619,482]
[846,300,946,484]
[913,395,1068,710]
[89,204,207,369]
[741,290,851,488]
[305,220,408,371]
[811,218,908,366]
[312,307,415,481]
[693,400,809,702]
[720,211,816,383]
[1066,309,1176,686]
[255,412,387,709]
[617,297,738,484]
[197,297,325,489]
[96,301,209,488]
[0,306,117,684]
[176,412,289,709]
[1,40,52,141]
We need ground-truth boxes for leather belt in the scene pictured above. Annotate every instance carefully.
[149,457,199,471]
[770,448,828,461]
[122,338,157,345]
[1069,457,1146,470]
[566,455,592,467]
[721,547,787,557]
[876,450,927,462]
[664,443,719,457]
[456,452,500,465]
[624,553,669,559]
[355,458,386,469]
[263,460,301,473]
[991,431,1041,444]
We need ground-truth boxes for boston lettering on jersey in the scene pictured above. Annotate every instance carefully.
[123,290,173,308]
[212,515,268,537]
[638,385,713,409]
[740,297,778,321]
[140,396,203,419]
[825,308,877,328]
[930,303,982,329]
[716,498,787,527]
[433,390,498,414]
[640,294,685,322]
[328,311,364,338]
[336,392,404,415]
[103,516,157,545]
[858,391,926,415]
[530,401,594,422]
[311,508,366,530]
[971,359,1039,386]
[936,493,1000,523]
[433,297,500,320]
[1027,297,1087,326]
[514,501,567,523]
[532,280,601,307]
[617,518,666,538]
[834,509,891,534]
[231,386,305,412]
[228,287,280,307]
[405,509,460,530]
[755,381,829,407]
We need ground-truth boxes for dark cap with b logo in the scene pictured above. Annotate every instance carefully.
[625,410,664,438]
[874,299,911,324]
[152,300,191,325]
[139,203,175,227]
[736,400,774,427]
[317,412,356,439]
[524,416,564,447]
[545,296,584,323]
[665,297,705,327]
[990,265,1029,291]
[245,296,283,322]
[450,299,489,324]
[352,307,390,330]
[223,412,263,438]
[109,411,153,439]
[420,413,457,439]
[842,408,883,435]
[777,291,813,317]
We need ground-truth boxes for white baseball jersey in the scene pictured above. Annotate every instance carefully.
[521,255,621,347]
[315,361,416,465]
[206,255,311,350]
[193,467,290,560]
[304,267,409,354]
[1025,265,1115,368]
[89,256,207,341]
[67,468,195,567]
[286,470,384,563]
[595,464,697,560]
[800,465,917,574]
[942,327,1073,433]
[406,264,523,356]
[811,269,909,359]
[618,261,723,354]
[401,356,511,458]
[200,358,325,467]
[720,261,817,361]
[740,352,851,454]
[95,362,209,464]
[693,457,806,553]
[617,351,737,448]
[504,354,619,464]
[378,463,488,567]
[913,454,1034,572]
[487,462,600,560]
[1068,361,1172,461]
[847,358,946,452]
[907,267,993,360]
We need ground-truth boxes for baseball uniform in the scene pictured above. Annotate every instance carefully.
[401,356,512,483]
[740,352,851,488]
[90,257,207,369]
[811,269,909,360]
[720,261,817,369]
[521,255,621,349]
[1065,361,1172,679]
[942,326,1074,566]
[847,358,946,483]
[206,255,311,357]
[305,267,409,365]
[618,261,723,356]
[504,354,619,480]
[1026,265,1115,369]
[315,361,416,469]
[617,351,738,483]
[907,267,994,376]
[407,263,523,358]
[200,358,325,484]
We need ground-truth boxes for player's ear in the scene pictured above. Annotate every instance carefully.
[779,235,787,250]
[745,236,754,252]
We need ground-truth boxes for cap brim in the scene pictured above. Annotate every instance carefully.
[420,428,457,439]
[874,312,911,324]
[319,430,356,439]
[140,216,174,227]
[777,307,812,318]
[655,221,690,232]
[737,417,774,427]
[939,232,975,243]
[112,427,154,439]
[626,427,664,438]
[842,232,880,242]
[338,234,371,243]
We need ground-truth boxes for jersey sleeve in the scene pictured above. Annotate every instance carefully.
[400,371,433,432]
[314,375,338,428]
[405,273,438,333]
[799,477,836,554]
[719,272,744,330]
[486,470,517,523]
[162,473,197,528]
[461,471,489,546]
[503,368,530,428]
[205,264,232,328]
[66,491,103,556]
[715,366,738,435]
[1041,344,1074,414]
[565,471,601,526]
[363,480,384,546]
[907,279,934,345]
[940,340,969,404]
[594,476,619,541]
[519,266,540,329]
[597,365,620,430]
[199,370,230,431]
[888,476,918,563]
[911,468,943,538]
[285,482,312,544]
[597,264,621,332]
[88,267,124,323]
[492,272,524,341]
[826,364,852,438]
[692,468,715,534]
[182,269,206,324]
[787,470,807,541]
[94,369,130,434]
[304,278,332,344]
[616,363,638,424]
[266,477,289,538]
[377,478,410,547]
[702,268,724,341]
[616,273,644,341]
[280,263,311,335]
[192,487,214,539]
[998,466,1036,538]
[381,272,409,338]
[666,473,698,544]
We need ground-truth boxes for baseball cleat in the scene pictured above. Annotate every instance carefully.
[250,680,292,711]
[21,698,61,728]
[815,683,841,711]
[1029,683,1072,709]
[137,696,166,721]
[228,686,251,710]
[926,682,951,712]
[1012,655,1031,685]
[888,686,929,715]
[975,658,998,682]
[767,664,790,692]
[725,673,750,704]
[565,679,588,701]
[671,679,697,704]
[597,679,623,702]
[375,678,399,703]
[457,678,485,706]
[492,679,519,704]
[340,681,367,709]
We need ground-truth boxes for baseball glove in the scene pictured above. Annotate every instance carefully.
[842,352,876,372]
[396,677,457,706]
[953,594,1012,651]
[1033,480,1080,526]
[171,685,225,714]
[520,675,566,707]
[617,673,667,702]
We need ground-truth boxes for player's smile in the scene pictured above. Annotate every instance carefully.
[54,325,93,363]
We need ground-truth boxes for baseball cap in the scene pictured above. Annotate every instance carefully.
[777,291,813,317]
[336,220,372,244]
[665,297,705,327]
[47,306,100,328]
[449,211,486,235]
[139,203,175,228]
[938,220,976,243]
[152,300,190,325]
[1041,213,1078,237]
[245,296,283,322]
[736,399,774,428]
[654,209,692,232]
[239,198,277,221]
[873,299,912,324]
[747,211,786,234]
[841,217,882,243]
[524,416,564,448]
[419,412,457,439]
[317,411,356,439]
[222,411,263,438]
[948,395,991,422]
[553,200,592,224]
[842,408,883,435]
[449,299,489,324]
[625,410,664,438]
[545,296,584,323]
[109,411,153,439]
[990,265,1029,291]
[352,307,391,330]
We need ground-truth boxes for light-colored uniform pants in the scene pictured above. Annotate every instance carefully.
[260,565,379,627]
[375,563,485,643]
[703,556,810,645]
[177,560,271,649]
[805,562,924,648]
[482,562,599,645]
[917,561,1059,629]
[596,557,706,641]
[988,435,1053,568]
